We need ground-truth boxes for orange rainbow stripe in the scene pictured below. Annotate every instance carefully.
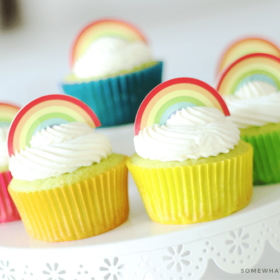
[217,37,280,76]
[70,19,147,68]
[0,103,20,126]
[8,95,101,157]
[135,78,230,135]
[216,53,280,96]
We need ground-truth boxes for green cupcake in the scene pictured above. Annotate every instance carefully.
[9,153,129,242]
[216,53,280,185]
[240,122,280,184]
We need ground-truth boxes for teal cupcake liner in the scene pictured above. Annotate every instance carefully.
[62,61,163,127]
[241,124,280,185]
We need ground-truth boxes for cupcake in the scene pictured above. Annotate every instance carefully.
[216,53,280,185]
[216,37,280,77]
[62,19,163,127]
[8,95,129,242]
[127,78,253,224]
[0,103,21,223]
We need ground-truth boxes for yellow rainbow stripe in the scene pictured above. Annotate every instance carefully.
[8,95,100,156]
[71,19,146,68]
[143,84,223,129]
[0,103,20,125]
[135,78,230,135]
[217,37,280,75]
[217,54,280,96]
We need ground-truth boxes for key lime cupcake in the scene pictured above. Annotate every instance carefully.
[0,103,21,223]
[8,95,128,242]
[217,53,280,185]
[127,78,253,224]
[216,37,280,77]
[62,19,163,127]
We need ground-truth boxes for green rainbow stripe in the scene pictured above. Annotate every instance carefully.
[0,117,13,125]
[135,78,230,135]
[0,103,20,126]
[8,95,101,157]
[217,53,280,96]
[234,71,279,92]
[71,19,146,68]
[26,113,76,149]
[155,97,206,124]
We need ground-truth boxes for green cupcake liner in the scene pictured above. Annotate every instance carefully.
[241,122,280,185]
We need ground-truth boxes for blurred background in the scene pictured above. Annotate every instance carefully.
[1,1,280,279]
[0,0,280,106]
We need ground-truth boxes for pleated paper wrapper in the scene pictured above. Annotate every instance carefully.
[62,61,163,127]
[241,126,280,185]
[9,162,129,242]
[0,171,21,223]
[127,145,253,225]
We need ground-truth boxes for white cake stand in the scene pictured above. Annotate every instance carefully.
[1,125,280,280]
[1,182,280,280]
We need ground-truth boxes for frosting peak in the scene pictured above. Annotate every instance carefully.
[30,122,95,148]
[224,81,280,128]
[134,107,240,162]
[73,37,152,79]
[232,81,277,99]
[9,122,112,181]
[166,106,225,126]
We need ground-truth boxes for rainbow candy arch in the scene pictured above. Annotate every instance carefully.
[216,53,280,96]
[135,78,230,135]
[0,103,20,125]
[70,19,147,68]
[8,94,101,157]
[0,103,20,126]
[216,37,280,76]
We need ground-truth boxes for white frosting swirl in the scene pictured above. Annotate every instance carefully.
[234,81,277,98]
[134,107,240,162]
[9,122,112,181]
[0,126,9,168]
[224,81,280,128]
[73,37,152,79]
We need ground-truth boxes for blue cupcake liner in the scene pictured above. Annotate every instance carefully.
[62,61,163,127]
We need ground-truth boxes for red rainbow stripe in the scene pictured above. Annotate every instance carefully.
[0,103,20,111]
[135,78,230,135]
[216,37,280,76]
[70,19,147,68]
[216,53,280,94]
[8,94,101,157]
[0,103,20,123]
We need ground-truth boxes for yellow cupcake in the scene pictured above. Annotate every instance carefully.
[10,153,128,242]
[127,140,252,224]
[7,95,129,242]
[128,78,253,225]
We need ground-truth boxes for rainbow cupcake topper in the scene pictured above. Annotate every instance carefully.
[216,53,280,96]
[135,78,230,135]
[70,19,147,68]
[8,94,101,157]
[217,37,280,76]
[0,103,20,127]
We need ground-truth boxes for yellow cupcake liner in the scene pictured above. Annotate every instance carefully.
[127,147,253,224]
[9,162,129,242]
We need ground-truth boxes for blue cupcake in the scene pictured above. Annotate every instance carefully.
[62,19,163,127]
